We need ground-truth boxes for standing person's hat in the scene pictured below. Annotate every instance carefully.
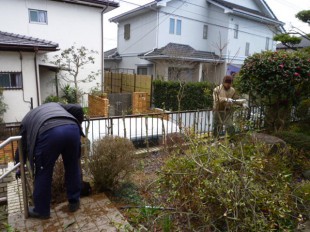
[223,75,233,84]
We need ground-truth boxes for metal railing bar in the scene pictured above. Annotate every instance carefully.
[0,136,22,149]
[0,162,20,181]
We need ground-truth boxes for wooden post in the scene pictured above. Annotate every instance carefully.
[150,75,153,108]
[120,73,123,93]
[134,74,136,92]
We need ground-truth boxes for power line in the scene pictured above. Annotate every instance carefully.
[111,0,281,54]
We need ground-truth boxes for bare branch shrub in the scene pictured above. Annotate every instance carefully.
[88,136,136,191]
[51,157,66,203]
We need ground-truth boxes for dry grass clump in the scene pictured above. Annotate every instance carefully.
[88,136,136,192]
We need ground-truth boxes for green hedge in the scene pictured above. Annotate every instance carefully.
[153,80,214,111]
[275,131,310,154]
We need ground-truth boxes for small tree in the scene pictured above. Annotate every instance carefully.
[50,45,100,102]
[236,50,310,131]
[0,88,7,123]
[273,10,310,50]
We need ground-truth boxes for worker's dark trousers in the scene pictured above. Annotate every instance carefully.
[33,124,81,216]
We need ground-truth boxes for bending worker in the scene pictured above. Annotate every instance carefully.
[16,102,84,219]
[213,75,244,138]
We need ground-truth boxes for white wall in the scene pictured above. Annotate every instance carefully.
[0,52,37,122]
[226,15,277,64]
[117,11,158,55]
[206,4,230,56]
[0,0,104,94]
[39,67,57,102]
[157,0,211,51]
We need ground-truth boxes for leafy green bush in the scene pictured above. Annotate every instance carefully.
[0,88,7,123]
[88,136,135,191]
[153,80,214,111]
[296,99,310,121]
[236,50,310,131]
[43,95,66,104]
[275,131,310,154]
[293,181,310,210]
[287,118,310,136]
[156,137,305,231]
[61,84,80,104]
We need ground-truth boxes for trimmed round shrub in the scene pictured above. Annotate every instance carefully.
[88,136,135,191]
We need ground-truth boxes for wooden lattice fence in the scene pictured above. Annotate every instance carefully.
[104,71,152,108]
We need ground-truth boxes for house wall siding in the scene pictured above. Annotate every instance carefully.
[0,51,37,122]
[226,15,276,64]
[117,11,158,55]
[0,0,104,99]
[108,0,280,84]
[157,0,211,51]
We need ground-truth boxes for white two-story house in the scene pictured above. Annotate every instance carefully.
[105,0,284,83]
[0,0,119,122]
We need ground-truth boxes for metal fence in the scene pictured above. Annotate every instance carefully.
[82,106,265,147]
[0,107,265,149]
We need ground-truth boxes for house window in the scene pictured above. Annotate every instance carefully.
[169,18,175,34]
[245,42,250,56]
[29,9,47,24]
[169,18,182,35]
[124,24,130,40]
[0,72,23,89]
[234,24,239,39]
[176,19,182,35]
[265,37,270,50]
[203,25,208,39]
[137,67,147,75]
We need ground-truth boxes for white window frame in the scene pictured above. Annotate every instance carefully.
[169,18,182,35]
[29,9,48,24]
[176,19,182,35]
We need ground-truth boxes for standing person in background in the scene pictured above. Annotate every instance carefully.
[16,102,84,219]
[212,75,239,138]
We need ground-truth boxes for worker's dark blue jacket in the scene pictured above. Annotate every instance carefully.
[16,103,84,166]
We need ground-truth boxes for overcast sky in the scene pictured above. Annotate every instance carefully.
[103,0,310,51]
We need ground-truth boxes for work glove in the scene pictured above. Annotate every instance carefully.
[242,103,249,109]
[226,98,234,103]
[15,169,21,180]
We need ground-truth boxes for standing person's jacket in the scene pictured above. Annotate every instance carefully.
[17,103,84,166]
[213,84,238,111]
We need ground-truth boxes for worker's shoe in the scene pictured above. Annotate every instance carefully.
[68,201,80,212]
[28,207,50,219]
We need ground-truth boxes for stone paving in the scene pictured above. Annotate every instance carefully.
[7,178,132,231]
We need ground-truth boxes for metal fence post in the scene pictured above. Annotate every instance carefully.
[18,141,28,219]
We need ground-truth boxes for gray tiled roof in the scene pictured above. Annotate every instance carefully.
[276,37,310,49]
[139,43,223,62]
[211,0,274,20]
[0,31,58,51]
[51,0,119,8]
[104,48,121,60]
